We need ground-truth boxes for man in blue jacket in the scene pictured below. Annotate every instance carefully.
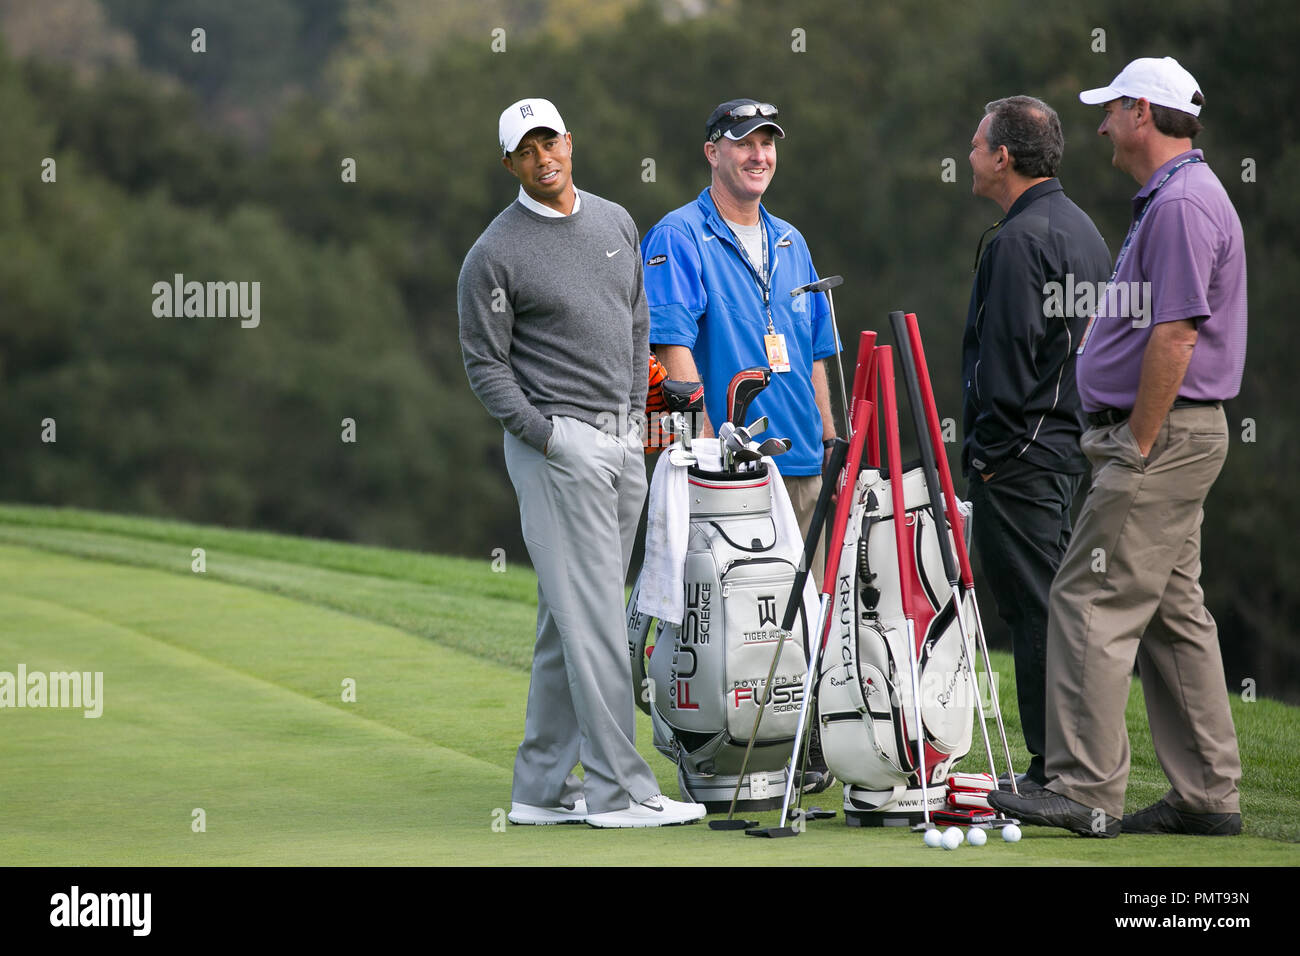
[962,95,1111,789]
[642,99,840,571]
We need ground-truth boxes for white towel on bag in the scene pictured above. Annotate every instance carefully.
[638,438,818,627]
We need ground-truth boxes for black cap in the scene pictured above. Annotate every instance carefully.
[705,99,785,144]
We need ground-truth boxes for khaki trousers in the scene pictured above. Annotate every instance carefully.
[1045,404,1241,819]
[783,473,826,584]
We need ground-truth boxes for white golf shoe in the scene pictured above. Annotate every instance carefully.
[507,796,588,825]
[586,794,706,828]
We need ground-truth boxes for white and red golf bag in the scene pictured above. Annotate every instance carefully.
[809,325,981,827]
[817,463,977,825]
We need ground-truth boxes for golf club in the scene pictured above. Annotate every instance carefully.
[740,416,769,440]
[717,420,742,472]
[754,437,791,458]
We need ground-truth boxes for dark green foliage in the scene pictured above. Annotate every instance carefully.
[1,0,1296,697]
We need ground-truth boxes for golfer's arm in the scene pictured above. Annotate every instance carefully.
[813,360,836,441]
[654,344,714,437]
[1128,318,1200,456]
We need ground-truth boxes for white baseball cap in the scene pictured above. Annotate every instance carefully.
[1079,56,1203,116]
[499,98,568,154]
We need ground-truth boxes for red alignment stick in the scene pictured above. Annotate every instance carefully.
[903,311,1018,793]
[820,339,878,605]
[877,346,930,822]
[902,313,973,586]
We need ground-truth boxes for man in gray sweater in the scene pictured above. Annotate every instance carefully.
[458,97,705,828]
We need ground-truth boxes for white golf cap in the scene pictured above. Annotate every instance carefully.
[1079,56,1203,116]
[499,98,567,154]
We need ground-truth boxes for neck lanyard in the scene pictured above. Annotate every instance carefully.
[747,225,773,333]
[1076,156,1203,357]
[716,198,775,333]
[1109,156,1203,280]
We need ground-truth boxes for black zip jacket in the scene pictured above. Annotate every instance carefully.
[961,179,1111,477]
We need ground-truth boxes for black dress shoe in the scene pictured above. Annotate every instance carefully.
[1122,800,1241,836]
[987,787,1121,838]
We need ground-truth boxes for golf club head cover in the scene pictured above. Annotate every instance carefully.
[947,772,996,792]
[662,379,705,414]
[726,366,771,428]
[947,790,993,810]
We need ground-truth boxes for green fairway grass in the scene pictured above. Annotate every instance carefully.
[1,504,1296,865]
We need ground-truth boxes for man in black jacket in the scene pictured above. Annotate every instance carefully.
[962,95,1111,788]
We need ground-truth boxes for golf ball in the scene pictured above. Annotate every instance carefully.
[923,828,943,847]
[967,826,988,846]
[941,827,962,850]
[1002,823,1022,843]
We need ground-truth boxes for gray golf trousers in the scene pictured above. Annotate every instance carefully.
[504,415,660,814]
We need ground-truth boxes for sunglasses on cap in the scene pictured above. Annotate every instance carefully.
[708,103,780,142]
[723,102,779,120]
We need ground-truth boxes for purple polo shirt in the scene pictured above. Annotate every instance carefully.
[1077,149,1247,412]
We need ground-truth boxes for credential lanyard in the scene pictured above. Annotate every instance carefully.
[723,218,774,333]
[1077,156,1203,355]
[1109,155,1204,281]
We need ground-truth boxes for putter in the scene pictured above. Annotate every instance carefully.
[711,436,850,832]
[791,276,850,439]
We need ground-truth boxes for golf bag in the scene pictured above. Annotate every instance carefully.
[817,463,977,824]
[727,319,1016,836]
[627,458,813,811]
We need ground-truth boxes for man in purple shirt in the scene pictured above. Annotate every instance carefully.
[989,58,1246,837]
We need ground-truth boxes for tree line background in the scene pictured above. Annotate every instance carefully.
[1,0,1296,699]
